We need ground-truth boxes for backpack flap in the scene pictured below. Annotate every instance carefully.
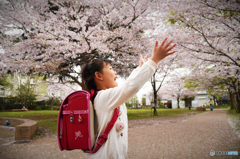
[57,90,95,151]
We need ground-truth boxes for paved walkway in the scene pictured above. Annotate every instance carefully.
[0,110,239,159]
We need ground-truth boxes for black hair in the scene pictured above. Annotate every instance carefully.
[81,58,112,91]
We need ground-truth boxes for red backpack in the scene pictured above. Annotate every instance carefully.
[57,90,119,153]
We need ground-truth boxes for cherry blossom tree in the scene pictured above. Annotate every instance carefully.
[45,80,79,110]
[149,54,178,115]
[0,0,160,89]
[164,0,239,67]
[159,75,197,109]
[184,67,236,110]
[160,0,240,112]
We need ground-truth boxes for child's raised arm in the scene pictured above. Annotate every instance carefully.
[95,37,176,112]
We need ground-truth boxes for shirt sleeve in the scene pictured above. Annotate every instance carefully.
[94,59,157,112]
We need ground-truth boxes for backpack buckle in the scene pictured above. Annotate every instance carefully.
[99,134,108,140]
[70,111,74,122]
[98,134,108,144]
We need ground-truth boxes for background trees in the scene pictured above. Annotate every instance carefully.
[125,95,139,108]
[0,0,160,89]
[0,73,38,109]
[0,0,183,112]
[0,0,239,112]
[162,0,240,112]
[159,75,197,109]
[141,95,146,107]
[16,76,36,109]
[0,74,13,110]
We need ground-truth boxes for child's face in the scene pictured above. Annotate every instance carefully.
[100,62,118,89]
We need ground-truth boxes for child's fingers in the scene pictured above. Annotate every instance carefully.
[160,37,168,47]
[166,43,177,52]
[154,41,158,48]
[165,39,174,48]
[144,54,148,60]
[167,50,176,56]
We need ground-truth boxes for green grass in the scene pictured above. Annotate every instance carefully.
[0,110,59,134]
[226,109,240,135]
[204,104,230,109]
[0,110,59,119]
[0,109,202,134]
[127,108,203,120]
[227,109,240,120]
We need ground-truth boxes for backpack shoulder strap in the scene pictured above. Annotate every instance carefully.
[84,106,120,153]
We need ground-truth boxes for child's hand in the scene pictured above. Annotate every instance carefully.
[150,37,176,64]
[139,54,149,67]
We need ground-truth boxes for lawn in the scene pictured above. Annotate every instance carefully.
[226,109,240,134]
[0,108,203,135]
[227,109,240,121]
[0,110,59,135]
[127,108,202,120]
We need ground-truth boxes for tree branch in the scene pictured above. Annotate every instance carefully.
[62,73,83,87]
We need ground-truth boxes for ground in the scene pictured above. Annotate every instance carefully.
[0,109,239,159]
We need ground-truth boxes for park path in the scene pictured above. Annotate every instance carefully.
[0,109,239,159]
[127,110,240,159]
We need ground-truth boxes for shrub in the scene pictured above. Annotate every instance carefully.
[205,105,210,108]
[221,104,230,108]
[196,107,206,111]
[158,102,164,108]
[35,106,42,110]
[53,106,60,110]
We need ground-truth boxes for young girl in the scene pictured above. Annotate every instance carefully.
[82,38,176,159]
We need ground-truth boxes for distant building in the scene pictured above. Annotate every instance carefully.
[171,91,213,108]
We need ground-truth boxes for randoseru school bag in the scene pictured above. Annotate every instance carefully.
[57,90,119,153]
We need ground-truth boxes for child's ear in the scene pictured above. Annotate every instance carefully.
[95,72,103,80]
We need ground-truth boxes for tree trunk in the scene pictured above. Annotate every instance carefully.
[230,79,240,113]
[153,90,158,115]
[177,96,180,109]
[229,88,233,110]
[237,83,240,113]
[229,90,237,110]
[50,98,53,110]
[236,91,240,113]
[188,99,192,110]
[151,73,158,115]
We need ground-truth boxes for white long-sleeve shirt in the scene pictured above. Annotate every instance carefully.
[88,59,157,159]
